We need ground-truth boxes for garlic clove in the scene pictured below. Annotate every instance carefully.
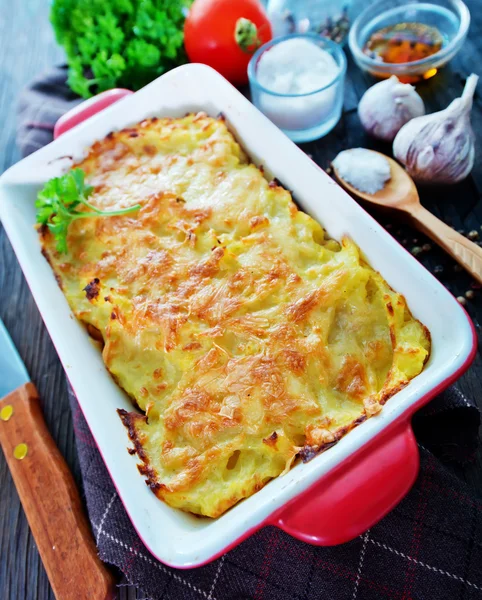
[358,75,425,142]
[393,74,479,184]
[416,146,435,171]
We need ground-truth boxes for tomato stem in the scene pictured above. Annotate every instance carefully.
[235,17,262,54]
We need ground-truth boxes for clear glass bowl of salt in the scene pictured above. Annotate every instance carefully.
[248,34,347,143]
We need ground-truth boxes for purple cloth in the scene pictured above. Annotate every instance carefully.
[17,66,482,600]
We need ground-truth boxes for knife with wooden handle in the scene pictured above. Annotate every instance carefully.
[0,319,115,600]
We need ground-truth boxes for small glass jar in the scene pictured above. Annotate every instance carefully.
[348,0,470,83]
[248,34,347,143]
[267,0,353,45]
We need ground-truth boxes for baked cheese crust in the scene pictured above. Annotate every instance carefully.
[40,113,430,517]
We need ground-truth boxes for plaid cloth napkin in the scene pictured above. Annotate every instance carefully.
[17,66,482,600]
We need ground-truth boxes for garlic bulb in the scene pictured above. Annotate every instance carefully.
[393,74,479,184]
[358,76,425,142]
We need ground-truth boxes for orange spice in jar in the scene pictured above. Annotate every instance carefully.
[363,22,443,81]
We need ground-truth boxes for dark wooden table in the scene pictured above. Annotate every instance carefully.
[1,1,481,598]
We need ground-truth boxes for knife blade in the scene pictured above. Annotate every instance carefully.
[0,318,115,599]
[0,318,29,398]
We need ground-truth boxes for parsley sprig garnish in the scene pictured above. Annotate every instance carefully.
[36,169,141,253]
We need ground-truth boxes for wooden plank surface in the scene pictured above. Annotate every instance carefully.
[0,1,481,598]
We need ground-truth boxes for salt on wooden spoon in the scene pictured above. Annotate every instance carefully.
[332,148,482,284]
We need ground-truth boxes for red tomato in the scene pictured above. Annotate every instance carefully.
[184,0,273,85]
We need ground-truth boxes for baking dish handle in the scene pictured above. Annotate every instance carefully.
[54,88,134,139]
[269,420,419,545]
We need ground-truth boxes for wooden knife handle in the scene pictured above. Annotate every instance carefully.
[0,382,115,600]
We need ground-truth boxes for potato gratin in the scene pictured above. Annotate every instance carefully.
[40,113,430,517]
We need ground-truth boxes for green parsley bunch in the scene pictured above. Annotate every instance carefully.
[51,0,191,98]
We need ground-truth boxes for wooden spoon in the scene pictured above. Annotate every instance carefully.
[333,150,482,284]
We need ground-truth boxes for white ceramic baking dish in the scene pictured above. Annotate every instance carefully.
[0,64,476,568]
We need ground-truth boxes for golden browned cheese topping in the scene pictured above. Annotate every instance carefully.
[40,113,430,517]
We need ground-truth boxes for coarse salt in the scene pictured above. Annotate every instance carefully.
[256,38,340,131]
[257,38,340,95]
[333,148,391,195]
